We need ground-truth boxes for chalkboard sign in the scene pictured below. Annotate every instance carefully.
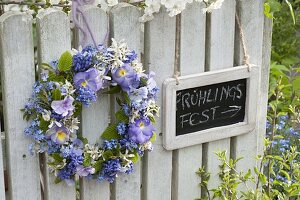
[176,79,247,136]
[163,65,260,150]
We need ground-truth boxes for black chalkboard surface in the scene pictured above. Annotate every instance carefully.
[176,79,247,136]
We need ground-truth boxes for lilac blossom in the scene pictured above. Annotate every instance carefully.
[128,119,155,144]
[45,124,70,144]
[73,68,103,92]
[51,96,75,117]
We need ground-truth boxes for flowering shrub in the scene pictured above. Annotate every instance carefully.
[22,39,160,184]
[3,0,225,21]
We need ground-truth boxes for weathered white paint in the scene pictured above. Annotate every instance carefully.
[0,12,41,200]
[0,4,270,199]
[204,0,236,191]
[164,65,259,150]
[75,6,111,200]
[143,10,175,200]
[233,0,265,185]
[172,3,205,200]
[110,4,142,200]
[36,9,76,200]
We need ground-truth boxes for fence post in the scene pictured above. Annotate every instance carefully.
[0,12,41,200]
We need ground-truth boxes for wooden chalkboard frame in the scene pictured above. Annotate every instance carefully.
[163,65,260,150]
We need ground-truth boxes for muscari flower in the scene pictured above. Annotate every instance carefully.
[128,119,155,144]
[74,68,103,92]
[45,124,70,145]
[98,159,121,183]
[51,96,75,117]
[75,87,97,106]
[112,64,137,92]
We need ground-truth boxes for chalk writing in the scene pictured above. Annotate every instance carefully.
[176,79,247,136]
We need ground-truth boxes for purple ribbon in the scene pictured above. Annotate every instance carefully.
[72,0,109,49]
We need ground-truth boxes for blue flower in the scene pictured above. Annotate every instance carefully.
[103,140,118,150]
[124,50,137,63]
[24,119,45,142]
[122,104,131,116]
[72,45,100,73]
[98,159,121,183]
[124,162,134,174]
[119,138,138,151]
[112,64,137,92]
[75,87,97,106]
[117,123,126,135]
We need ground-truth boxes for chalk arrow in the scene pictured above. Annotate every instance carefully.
[221,106,242,117]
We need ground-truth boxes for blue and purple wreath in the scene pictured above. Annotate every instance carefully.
[22,39,159,185]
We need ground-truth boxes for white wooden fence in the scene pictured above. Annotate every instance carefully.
[0,1,271,199]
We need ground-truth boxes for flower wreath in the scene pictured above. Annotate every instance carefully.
[22,39,159,184]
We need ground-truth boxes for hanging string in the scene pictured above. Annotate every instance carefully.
[173,14,181,85]
[235,12,251,72]
[72,0,109,49]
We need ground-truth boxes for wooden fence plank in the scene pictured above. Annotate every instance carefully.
[110,4,142,200]
[75,5,111,200]
[0,12,41,200]
[233,0,265,182]
[172,3,206,200]
[143,11,175,200]
[36,8,76,200]
[204,0,236,190]
[0,122,5,200]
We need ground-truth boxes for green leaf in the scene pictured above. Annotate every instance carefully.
[123,92,131,105]
[116,97,122,106]
[101,124,121,140]
[54,177,62,184]
[258,174,267,185]
[50,153,63,162]
[102,150,114,160]
[150,132,156,142]
[48,71,65,83]
[149,116,156,123]
[103,86,121,94]
[73,103,82,118]
[77,135,88,145]
[83,155,92,167]
[57,51,73,72]
[284,0,295,24]
[40,63,55,72]
[39,117,50,132]
[292,77,300,90]
[52,89,62,100]
[129,151,139,164]
[92,160,104,172]
[115,110,129,123]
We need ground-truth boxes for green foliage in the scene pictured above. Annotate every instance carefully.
[101,124,121,140]
[196,148,300,200]
[58,51,73,72]
[264,0,297,24]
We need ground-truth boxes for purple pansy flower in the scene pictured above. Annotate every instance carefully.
[112,64,137,92]
[45,124,70,145]
[76,165,95,177]
[128,119,155,144]
[51,96,75,117]
[129,87,148,102]
[73,68,103,92]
